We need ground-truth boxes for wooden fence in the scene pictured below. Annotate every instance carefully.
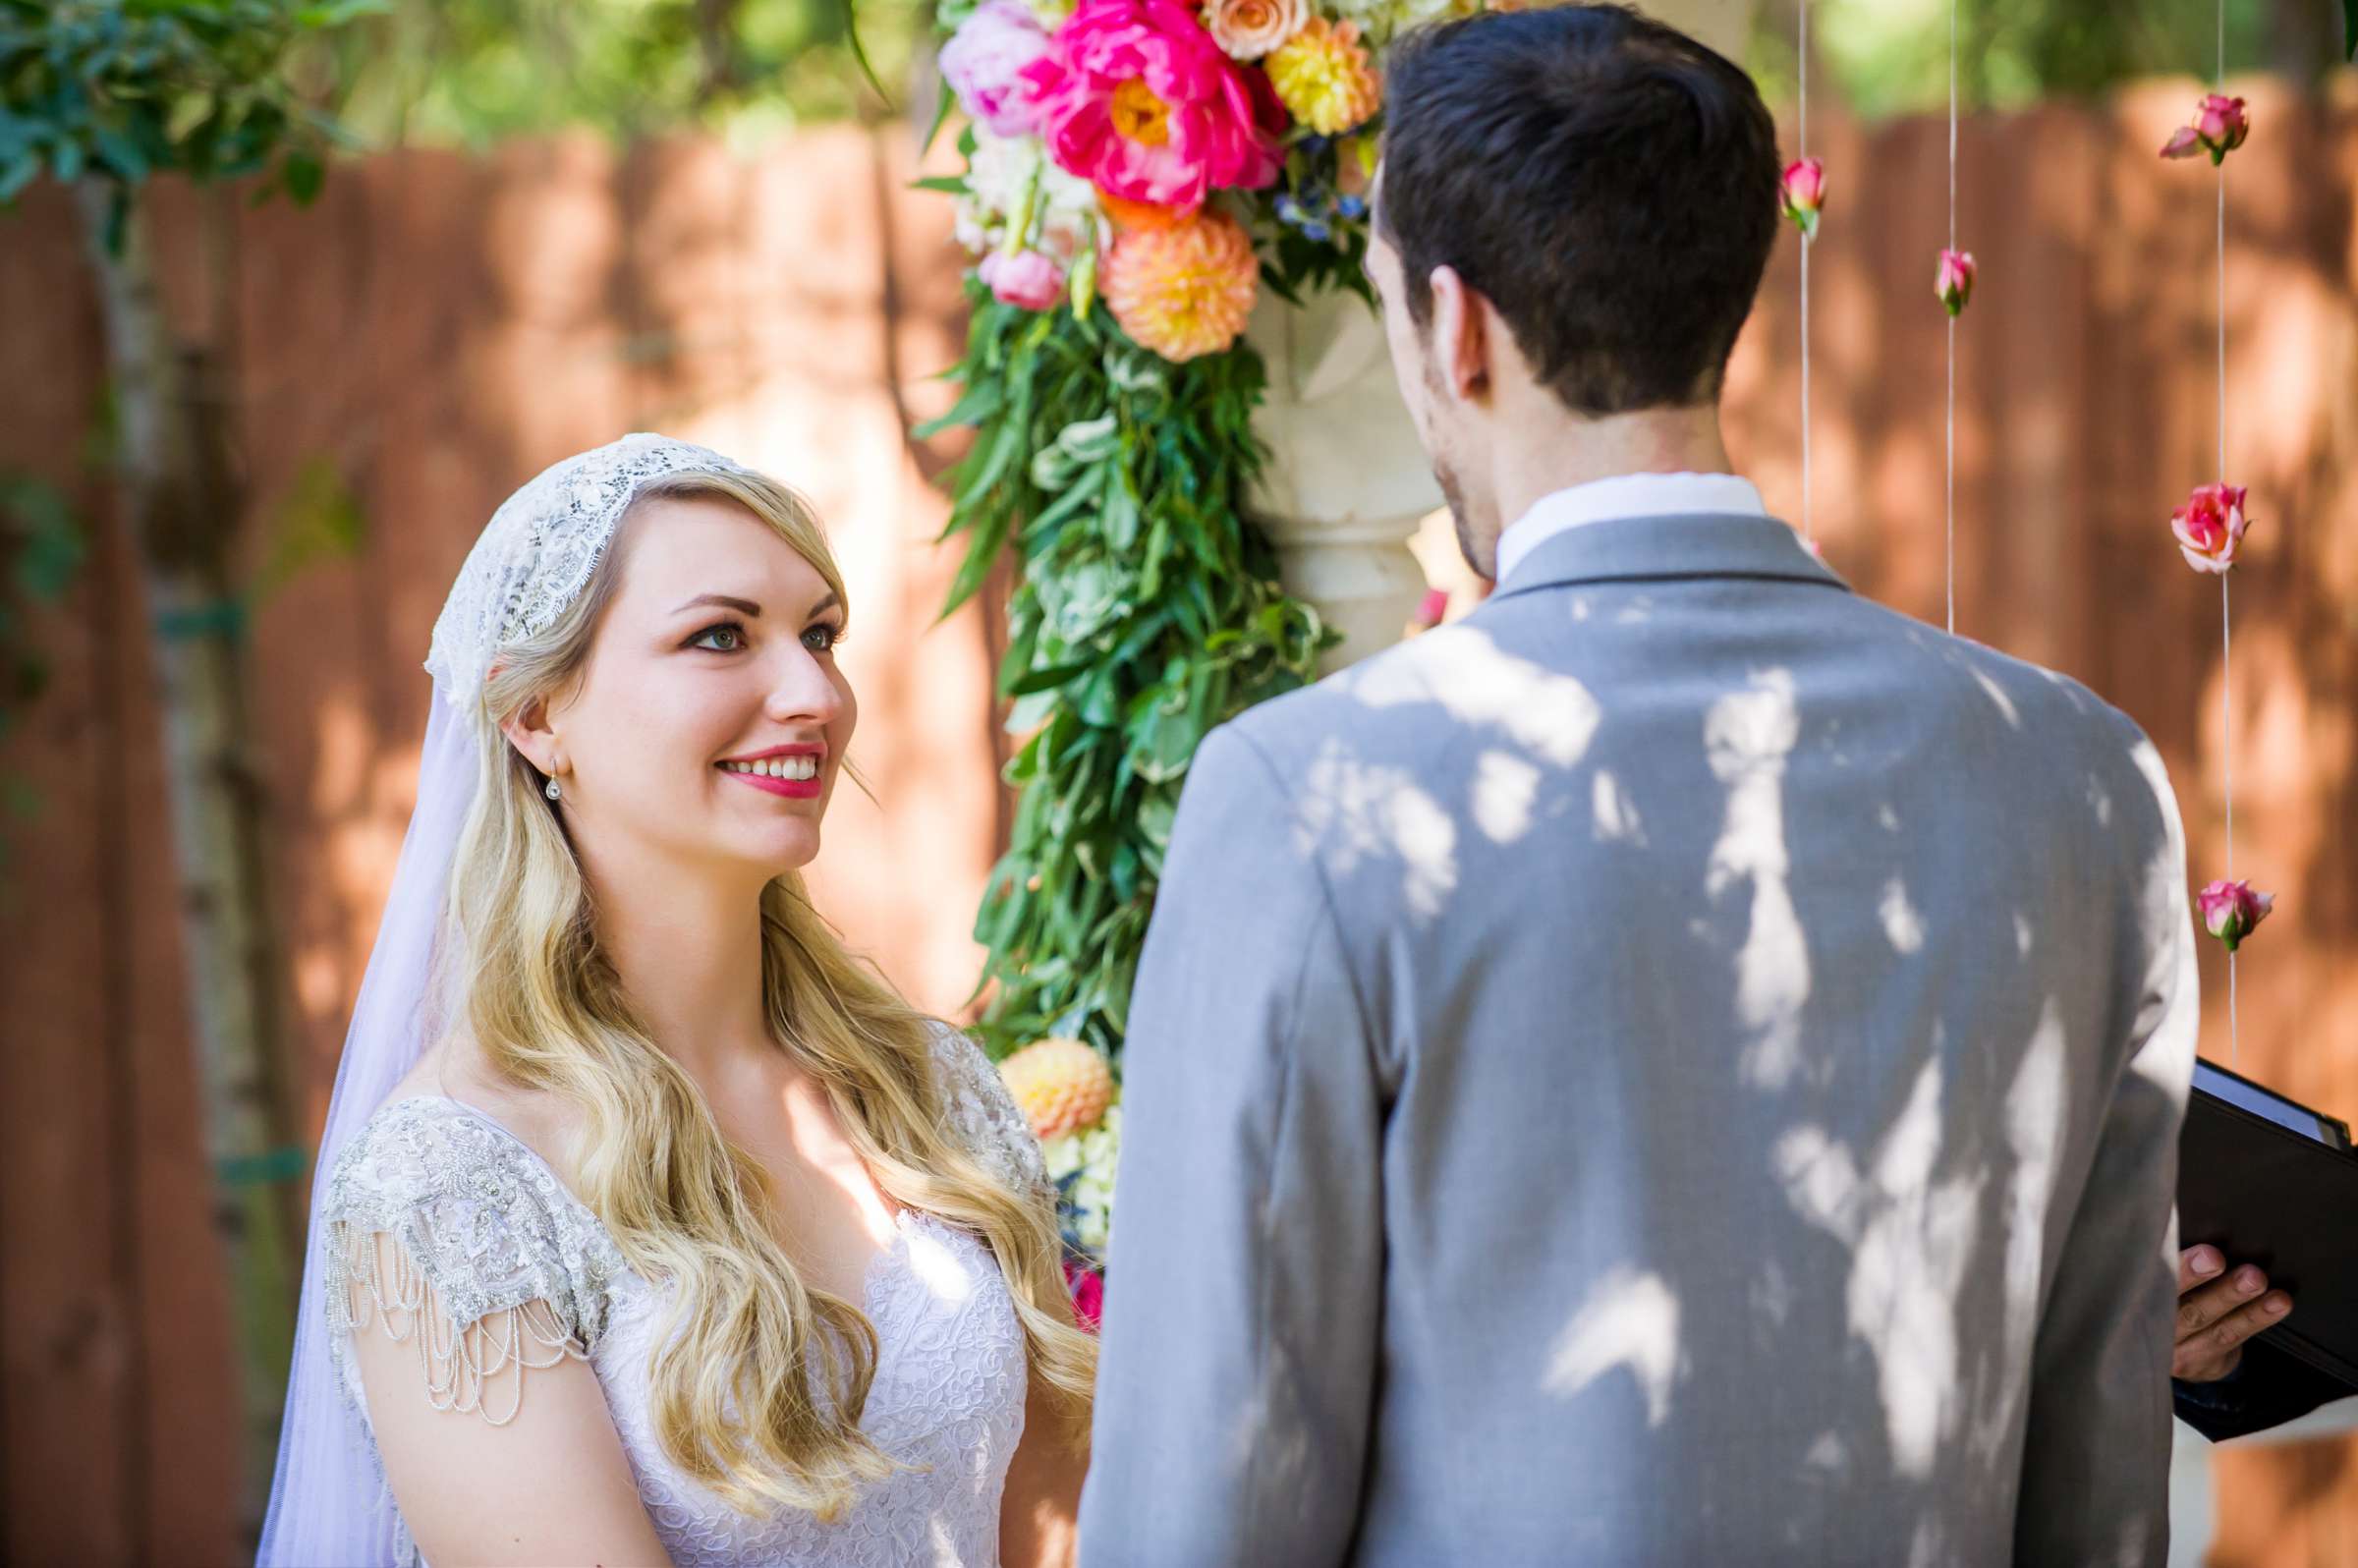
[0,82,2351,1565]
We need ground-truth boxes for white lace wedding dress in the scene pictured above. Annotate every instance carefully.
[317,1027,1047,1567]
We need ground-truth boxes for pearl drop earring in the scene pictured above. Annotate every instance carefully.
[545,776,562,802]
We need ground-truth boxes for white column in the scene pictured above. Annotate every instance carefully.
[1245,287,1438,674]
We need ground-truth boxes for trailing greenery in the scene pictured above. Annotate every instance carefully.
[0,0,373,241]
[923,290,1329,1060]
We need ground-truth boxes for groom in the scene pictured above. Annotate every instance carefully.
[1079,6,2199,1565]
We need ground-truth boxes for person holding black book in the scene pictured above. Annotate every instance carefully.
[2174,1247,2355,1438]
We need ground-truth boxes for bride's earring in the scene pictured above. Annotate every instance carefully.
[545,775,562,802]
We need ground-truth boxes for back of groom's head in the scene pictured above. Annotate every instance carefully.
[1377,4,1780,417]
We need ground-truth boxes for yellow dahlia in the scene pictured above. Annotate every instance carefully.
[1102,211,1259,362]
[999,1037,1117,1141]
[1263,18,1381,137]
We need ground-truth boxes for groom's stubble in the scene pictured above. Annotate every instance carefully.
[1416,352,1496,582]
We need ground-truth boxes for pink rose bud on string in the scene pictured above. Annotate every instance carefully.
[2170,482,2252,574]
[1780,157,1825,238]
[2161,93,2251,165]
[1936,249,1976,316]
[2197,878,2274,953]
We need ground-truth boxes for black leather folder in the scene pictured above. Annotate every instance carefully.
[2178,1060,2358,1387]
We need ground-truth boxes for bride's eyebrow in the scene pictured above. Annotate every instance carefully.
[668,590,844,621]
[672,592,763,617]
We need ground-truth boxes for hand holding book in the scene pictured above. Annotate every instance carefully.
[2175,1244,2293,1382]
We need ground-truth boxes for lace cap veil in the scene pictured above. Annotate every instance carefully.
[255,433,754,1566]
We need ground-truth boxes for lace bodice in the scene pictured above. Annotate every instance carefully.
[319,1027,1048,1567]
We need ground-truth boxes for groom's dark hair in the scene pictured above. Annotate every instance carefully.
[1377,4,1781,416]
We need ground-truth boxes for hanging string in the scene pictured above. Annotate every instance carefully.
[1799,0,1812,546]
[2216,0,2238,1063]
[1944,0,1958,636]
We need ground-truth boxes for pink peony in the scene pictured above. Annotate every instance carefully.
[2161,93,2250,165]
[940,0,1055,137]
[1020,0,1286,212]
[979,247,1070,310]
[2197,878,2274,953]
[2171,482,2251,574]
[1063,1258,1105,1331]
[1936,248,1976,316]
[1780,156,1825,238]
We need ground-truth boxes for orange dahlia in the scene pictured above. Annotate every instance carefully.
[1102,210,1259,362]
[1263,18,1381,137]
[998,1037,1117,1141]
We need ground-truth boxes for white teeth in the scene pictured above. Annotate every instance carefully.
[722,756,818,780]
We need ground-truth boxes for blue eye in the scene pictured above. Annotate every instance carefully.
[803,623,844,654]
[688,621,746,652]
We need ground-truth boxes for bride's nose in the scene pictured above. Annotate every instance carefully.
[760,643,847,728]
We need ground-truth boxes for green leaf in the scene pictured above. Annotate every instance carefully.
[164,91,214,144]
[91,123,147,182]
[0,150,38,203]
[2346,0,2356,59]
[922,78,958,158]
[842,0,893,111]
[280,146,322,205]
[295,0,393,27]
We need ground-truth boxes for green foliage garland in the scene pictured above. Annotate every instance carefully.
[924,289,1330,1061]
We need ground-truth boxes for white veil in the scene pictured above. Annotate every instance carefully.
[255,433,754,1566]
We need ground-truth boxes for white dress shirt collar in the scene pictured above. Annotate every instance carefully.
[1493,472,1768,588]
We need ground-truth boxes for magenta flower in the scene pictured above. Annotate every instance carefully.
[979,247,1069,310]
[940,0,1055,137]
[1780,157,1825,238]
[2161,93,2251,165]
[1063,1257,1105,1331]
[2171,482,2252,574]
[1020,0,1286,212]
[1937,249,1976,316]
[2197,878,2274,953]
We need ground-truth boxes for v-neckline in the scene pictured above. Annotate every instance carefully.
[384,1092,919,1308]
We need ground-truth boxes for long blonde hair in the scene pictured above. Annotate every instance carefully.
[445,467,1093,1519]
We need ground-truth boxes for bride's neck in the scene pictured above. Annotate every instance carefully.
[583,857,775,1084]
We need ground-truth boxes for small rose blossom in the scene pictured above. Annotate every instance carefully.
[2170,482,2252,574]
[1780,156,1825,238]
[1063,1258,1105,1331]
[2197,878,2274,953]
[940,0,1055,137]
[2161,93,2250,165]
[980,247,1070,310]
[1203,0,1306,61]
[1936,248,1976,316]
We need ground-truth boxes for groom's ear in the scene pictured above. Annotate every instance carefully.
[1426,264,1491,403]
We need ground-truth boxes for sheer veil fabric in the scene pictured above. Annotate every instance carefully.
[256,435,754,1565]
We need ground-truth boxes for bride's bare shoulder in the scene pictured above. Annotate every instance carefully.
[381,1037,585,1181]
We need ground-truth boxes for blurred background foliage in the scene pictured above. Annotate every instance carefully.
[1748,0,2344,117]
[286,0,934,144]
[278,0,2347,151]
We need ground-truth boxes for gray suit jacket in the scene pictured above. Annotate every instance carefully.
[1079,514,2200,1567]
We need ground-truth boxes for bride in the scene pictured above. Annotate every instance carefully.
[256,434,1095,1567]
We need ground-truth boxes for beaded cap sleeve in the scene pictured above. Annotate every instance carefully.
[926,1024,1054,1206]
[318,1095,627,1428]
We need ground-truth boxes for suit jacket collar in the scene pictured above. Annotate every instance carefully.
[1488,512,1851,601]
